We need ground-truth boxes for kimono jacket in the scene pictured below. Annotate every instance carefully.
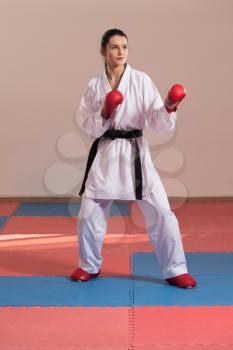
[79,62,177,201]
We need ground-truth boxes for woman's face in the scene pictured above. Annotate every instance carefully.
[102,35,128,69]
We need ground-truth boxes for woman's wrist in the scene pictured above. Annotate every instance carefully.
[101,109,109,119]
[164,97,178,113]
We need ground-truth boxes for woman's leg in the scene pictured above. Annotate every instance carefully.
[137,190,188,279]
[77,195,113,273]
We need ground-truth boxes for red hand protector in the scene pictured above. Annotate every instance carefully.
[101,90,124,119]
[165,84,186,113]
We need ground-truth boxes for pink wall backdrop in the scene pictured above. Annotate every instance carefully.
[0,0,232,197]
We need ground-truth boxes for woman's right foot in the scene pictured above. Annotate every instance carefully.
[165,273,197,288]
[70,267,101,281]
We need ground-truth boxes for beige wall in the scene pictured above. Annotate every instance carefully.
[0,0,232,198]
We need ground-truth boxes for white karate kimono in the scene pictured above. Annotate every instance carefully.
[79,62,177,205]
[77,63,189,278]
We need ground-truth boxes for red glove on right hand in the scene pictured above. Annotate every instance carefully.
[101,90,124,119]
[164,84,186,113]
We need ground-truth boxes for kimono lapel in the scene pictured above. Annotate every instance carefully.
[101,63,131,96]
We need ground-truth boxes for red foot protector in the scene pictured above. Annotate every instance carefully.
[70,267,101,281]
[166,273,197,288]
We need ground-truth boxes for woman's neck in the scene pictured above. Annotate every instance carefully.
[106,63,127,82]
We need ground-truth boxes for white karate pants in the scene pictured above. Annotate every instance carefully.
[77,191,188,279]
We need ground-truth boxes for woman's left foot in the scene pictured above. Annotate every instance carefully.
[70,267,100,281]
[165,273,197,288]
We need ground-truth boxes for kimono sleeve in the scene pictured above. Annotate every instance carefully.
[79,80,110,139]
[141,73,177,135]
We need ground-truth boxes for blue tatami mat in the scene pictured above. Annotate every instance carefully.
[132,275,233,306]
[14,203,81,217]
[0,276,129,307]
[133,252,233,277]
[0,216,8,230]
[1,253,232,306]
[13,202,129,217]
[132,252,233,306]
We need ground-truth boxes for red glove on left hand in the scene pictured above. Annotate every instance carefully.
[164,84,186,113]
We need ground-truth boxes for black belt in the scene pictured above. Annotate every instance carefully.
[79,128,143,199]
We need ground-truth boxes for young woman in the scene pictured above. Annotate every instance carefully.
[70,28,197,288]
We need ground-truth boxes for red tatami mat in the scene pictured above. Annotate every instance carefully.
[1,306,233,349]
[1,216,76,235]
[134,346,232,349]
[134,306,233,346]
[0,241,131,276]
[130,201,233,234]
[0,202,19,216]
[1,216,132,235]
[0,307,129,349]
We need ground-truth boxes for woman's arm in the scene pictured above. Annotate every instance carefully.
[79,81,110,139]
[141,73,177,135]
